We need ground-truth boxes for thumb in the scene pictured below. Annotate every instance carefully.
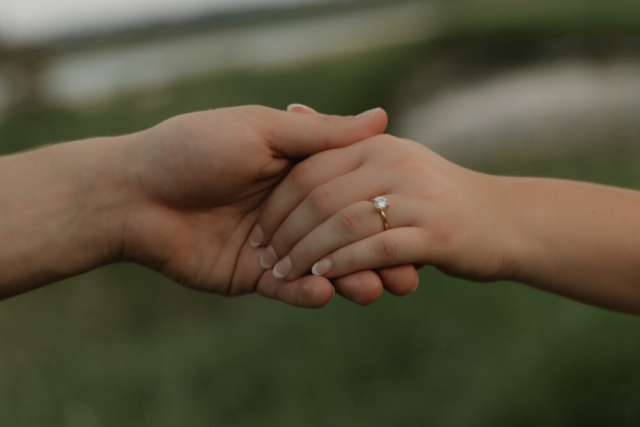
[265,106,388,158]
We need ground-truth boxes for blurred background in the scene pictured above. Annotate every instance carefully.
[2,0,640,425]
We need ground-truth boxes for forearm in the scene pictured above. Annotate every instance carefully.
[502,177,640,314]
[0,136,132,299]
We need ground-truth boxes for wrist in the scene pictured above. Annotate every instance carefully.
[71,133,141,267]
[105,128,178,269]
[488,175,531,283]
[492,175,561,287]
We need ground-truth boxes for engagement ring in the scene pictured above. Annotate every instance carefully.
[371,196,390,231]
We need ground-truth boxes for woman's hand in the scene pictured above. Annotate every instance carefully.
[120,106,418,307]
[251,134,513,286]
[253,131,640,315]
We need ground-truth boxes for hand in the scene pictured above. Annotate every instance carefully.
[120,106,418,307]
[252,134,513,285]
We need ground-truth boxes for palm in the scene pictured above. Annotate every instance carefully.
[127,108,288,294]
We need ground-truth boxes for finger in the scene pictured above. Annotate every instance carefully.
[270,108,411,302]
[376,265,420,296]
[330,265,419,305]
[273,195,420,280]
[264,106,388,158]
[250,134,397,249]
[263,167,392,269]
[311,227,428,279]
[256,270,335,309]
[331,270,383,306]
[249,143,364,249]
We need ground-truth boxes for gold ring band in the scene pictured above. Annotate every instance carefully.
[379,210,389,231]
[371,196,390,232]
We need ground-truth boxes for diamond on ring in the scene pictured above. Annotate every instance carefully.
[372,196,389,211]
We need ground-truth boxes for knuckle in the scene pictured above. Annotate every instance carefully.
[308,186,331,215]
[335,209,362,237]
[363,135,396,157]
[372,134,399,146]
[290,239,313,268]
[232,105,268,126]
[259,206,279,238]
[289,160,312,191]
[429,222,455,249]
[396,157,427,175]
[374,236,398,259]
[342,247,358,272]
[271,230,294,254]
[242,104,272,118]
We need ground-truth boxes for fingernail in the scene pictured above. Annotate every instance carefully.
[414,275,420,292]
[311,259,332,276]
[260,246,278,269]
[357,107,381,119]
[287,103,316,113]
[248,224,264,248]
[273,256,293,279]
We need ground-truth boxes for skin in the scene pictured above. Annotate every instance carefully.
[5,103,638,315]
[0,105,418,308]
[254,133,640,315]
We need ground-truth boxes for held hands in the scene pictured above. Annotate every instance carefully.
[5,104,638,312]
[120,106,419,308]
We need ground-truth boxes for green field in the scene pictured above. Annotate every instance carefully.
[1,44,640,426]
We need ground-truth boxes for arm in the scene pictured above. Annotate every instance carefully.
[0,136,130,298]
[0,106,418,307]
[252,134,640,315]
[502,177,640,314]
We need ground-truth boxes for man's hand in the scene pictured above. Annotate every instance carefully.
[119,106,417,307]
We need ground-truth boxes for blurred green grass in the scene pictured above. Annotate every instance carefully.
[1,43,640,427]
